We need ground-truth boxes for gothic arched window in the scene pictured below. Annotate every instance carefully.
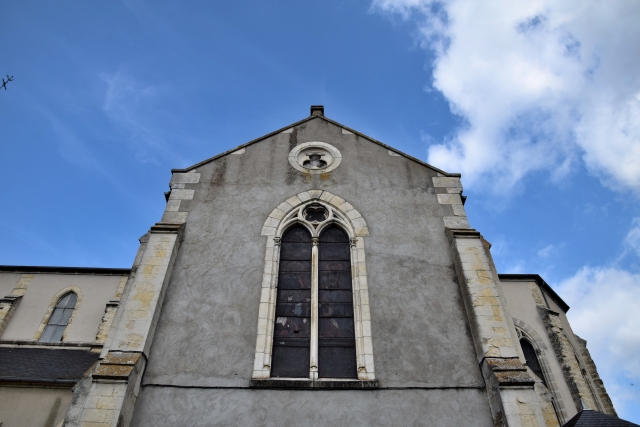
[40,292,77,343]
[271,222,357,379]
[253,192,376,384]
[520,338,547,386]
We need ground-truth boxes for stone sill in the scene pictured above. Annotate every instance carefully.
[250,378,379,390]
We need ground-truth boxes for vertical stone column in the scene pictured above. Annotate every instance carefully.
[95,277,128,344]
[448,228,546,427]
[540,308,599,412]
[575,336,617,416]
[310,237,319,380]
[64,223,183,427]
[0,274,34,337]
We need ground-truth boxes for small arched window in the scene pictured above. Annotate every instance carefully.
[40,292,77,343]
[520,338,547,386]
[253,193,376,383]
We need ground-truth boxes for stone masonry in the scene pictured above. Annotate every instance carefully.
[540,308,598,412]
[95,277,128,344]
[575,336,617,416]
[437,174,547,427]
[64,223,183,427]
[448,228,546,427]
[0,274,34,336]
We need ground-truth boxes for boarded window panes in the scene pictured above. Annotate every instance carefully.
[40,292,77,343]
[271,226,311,378]
[521,339,546,386]
[318,226,357,378]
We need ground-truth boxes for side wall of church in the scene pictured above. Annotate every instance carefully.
[500,277,617,423]
[131,118,494,425]
[0,272,123,343]
[501,279,577,423]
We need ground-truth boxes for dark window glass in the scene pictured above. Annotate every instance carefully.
[40,292,78,343]
[318,226,357,378]
[521,338,546,386]
[271,226,311,378]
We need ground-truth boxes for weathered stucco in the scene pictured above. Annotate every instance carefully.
[0,386,73,427]
[141,117,483,390]
[131,388,494,427]
[0,273,22,296]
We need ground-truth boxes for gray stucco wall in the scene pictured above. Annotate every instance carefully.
[132,388,494,427]
[135,117,490,422]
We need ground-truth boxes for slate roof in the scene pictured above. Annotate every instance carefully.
[563,410,639,427]
[0,347,99,385]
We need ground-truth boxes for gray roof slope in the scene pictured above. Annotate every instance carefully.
[0,265,130,276]
[563,410,639,427]
[171,108,459,177]
[0,347,99,385]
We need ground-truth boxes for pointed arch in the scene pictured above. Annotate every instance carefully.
[260,190,369,238]
[513,318,568,425]
[34,286,82,342]
[253,190,375,382]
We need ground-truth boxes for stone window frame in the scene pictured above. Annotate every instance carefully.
[514,318,568,425]
[288,142,342,175]
[252,190,375,385]
[34,286,83,342]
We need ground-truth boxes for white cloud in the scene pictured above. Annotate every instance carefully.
[624,218,640,258]
[372,0,640,194]
[557,265,640,416]
[537,244,555,259]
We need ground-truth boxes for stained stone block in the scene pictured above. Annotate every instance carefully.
[444,216,470,229]
[170,173,201,184]
[433,177,462,188]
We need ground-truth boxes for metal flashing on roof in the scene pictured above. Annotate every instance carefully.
[498,273,570,313]
[0,265,131,276]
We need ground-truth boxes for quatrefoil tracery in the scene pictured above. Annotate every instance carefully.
[278,201,348,237]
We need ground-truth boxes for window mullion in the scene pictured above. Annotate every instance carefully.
[310,236,319,380]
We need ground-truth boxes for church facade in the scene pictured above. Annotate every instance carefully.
[0,106,625,426]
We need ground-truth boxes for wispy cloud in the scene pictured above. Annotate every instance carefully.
[372,0,640,195]
[549,217,640,418]
[623,218,640,259]
[31,101,113,180]
[536,244,555,259]
[101,67,187,165]
[558,264,640,417]
[0,223,61,262]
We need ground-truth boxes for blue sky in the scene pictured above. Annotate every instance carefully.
[1,0,639,421]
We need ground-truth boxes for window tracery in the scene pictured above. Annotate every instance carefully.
[253,191,375,384]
